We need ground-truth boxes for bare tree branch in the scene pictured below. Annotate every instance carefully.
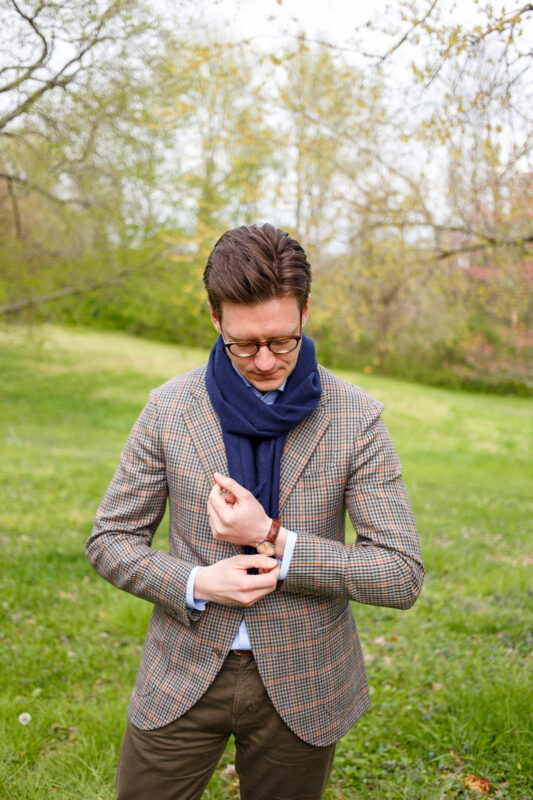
[464,4,533,46]
[352,218,533,256]
[0,0,122,131]
[5,175,23,238]
[377,0,439,63]
[0,45,98,130]
[0,1,49,95]
[0,172,92,207]
[0,271,132,315]
[435,233,533,260]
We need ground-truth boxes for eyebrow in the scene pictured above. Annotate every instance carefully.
[224,321,301,342]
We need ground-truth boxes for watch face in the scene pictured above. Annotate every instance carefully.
[256,540,276,556]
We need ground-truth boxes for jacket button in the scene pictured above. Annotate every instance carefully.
[213,647,222,657]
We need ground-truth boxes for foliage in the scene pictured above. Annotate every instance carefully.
[0,325,531,799]
[0,0,200,314]
[0,1,532,392]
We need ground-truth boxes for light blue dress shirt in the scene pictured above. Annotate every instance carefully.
[185,366,297,650]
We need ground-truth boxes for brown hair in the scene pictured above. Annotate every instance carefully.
[203,223,311,318]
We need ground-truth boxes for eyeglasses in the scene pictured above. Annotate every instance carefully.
[221,311,303,358]
[222,320,304,358]
[222,334,302,358]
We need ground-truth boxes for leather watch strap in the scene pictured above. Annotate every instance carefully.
[256,518,281,555]
[265,517,281,544]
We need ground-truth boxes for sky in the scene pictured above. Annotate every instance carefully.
[191,0,531,61]
[208,0,382,39]
[201,0,391,55]
[196,0,504,53]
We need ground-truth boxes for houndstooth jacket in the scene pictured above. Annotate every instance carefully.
[86,364,424,747]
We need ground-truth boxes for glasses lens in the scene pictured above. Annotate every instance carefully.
[226,336,300,356]
[227,342,258,357]
[269,337,299,354]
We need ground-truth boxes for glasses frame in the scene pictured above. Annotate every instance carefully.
[221,314,303,358]
[222,334,302,358]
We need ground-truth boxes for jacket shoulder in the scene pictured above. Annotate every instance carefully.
[317,365,384,417]
[148,365,208,409]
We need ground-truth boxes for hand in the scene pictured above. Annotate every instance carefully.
[207,472,271,549]
[193,554,281,606]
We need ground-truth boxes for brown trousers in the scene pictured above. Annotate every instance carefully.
[116,652,336,800]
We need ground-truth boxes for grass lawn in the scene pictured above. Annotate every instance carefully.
[0,324,531,800]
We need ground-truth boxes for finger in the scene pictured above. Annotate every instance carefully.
[241,567,281,592]
[257,563,278,573]
[213,473,248,500]
[235,554,280,572]
[207,498,222,522]
[220,488,237,505]
[207,494,234,524]
[207,504,224,537]
[208,483,230,506]
[208,491,229,516]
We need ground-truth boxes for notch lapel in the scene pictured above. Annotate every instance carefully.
[183,391,228,483]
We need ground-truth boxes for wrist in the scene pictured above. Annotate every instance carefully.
[258,515,272,543]
[256,518,282,556]
[274,526,287,559]
[193,566,210,602]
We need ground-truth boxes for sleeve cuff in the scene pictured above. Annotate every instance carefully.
[278,529,297,580]
[186,565,208,611]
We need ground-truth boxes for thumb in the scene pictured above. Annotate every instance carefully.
[213,472,246,500]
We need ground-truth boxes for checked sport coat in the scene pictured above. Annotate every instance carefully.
[86,364,424,747]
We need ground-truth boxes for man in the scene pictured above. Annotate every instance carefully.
[86,223,424,800]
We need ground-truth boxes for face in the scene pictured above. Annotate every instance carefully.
[210,295,310,391]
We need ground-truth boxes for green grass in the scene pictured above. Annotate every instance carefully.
[1,324,531,800]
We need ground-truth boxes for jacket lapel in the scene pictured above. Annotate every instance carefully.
[183,387,229,482]
[279,398,331,512]
[183,371,331,512]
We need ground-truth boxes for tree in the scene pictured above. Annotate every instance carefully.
[132,41,278,346]
[0,0,198,315]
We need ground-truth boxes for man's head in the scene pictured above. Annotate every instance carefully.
[203,223,311,320]
[203,224,312,391]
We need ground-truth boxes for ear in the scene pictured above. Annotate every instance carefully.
[209,303,222,334]
[301,295,310,328]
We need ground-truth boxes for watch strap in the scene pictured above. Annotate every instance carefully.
[265,517,281,544]
[255,518,281,555]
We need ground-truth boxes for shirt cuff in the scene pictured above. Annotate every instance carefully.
[186,565,208,612]
[278,529,297,580]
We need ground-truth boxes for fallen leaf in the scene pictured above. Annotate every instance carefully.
[464,774,493,794]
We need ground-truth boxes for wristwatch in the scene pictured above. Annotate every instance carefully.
[256,518,281,556]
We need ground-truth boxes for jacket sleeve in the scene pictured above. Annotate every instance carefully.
[280,406,424,609]
[85,393,201,627]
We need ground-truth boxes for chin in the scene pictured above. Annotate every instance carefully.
[250,374,284,390]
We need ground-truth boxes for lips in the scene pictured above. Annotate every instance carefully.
[252,371,280,381]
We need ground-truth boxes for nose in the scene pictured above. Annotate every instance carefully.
[254,343,277,371]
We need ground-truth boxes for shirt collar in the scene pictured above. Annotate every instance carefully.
[231,361,287,396]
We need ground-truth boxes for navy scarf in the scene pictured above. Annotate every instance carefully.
[205,333,321,519]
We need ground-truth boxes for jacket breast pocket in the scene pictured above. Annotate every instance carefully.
[299,456,347,499]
